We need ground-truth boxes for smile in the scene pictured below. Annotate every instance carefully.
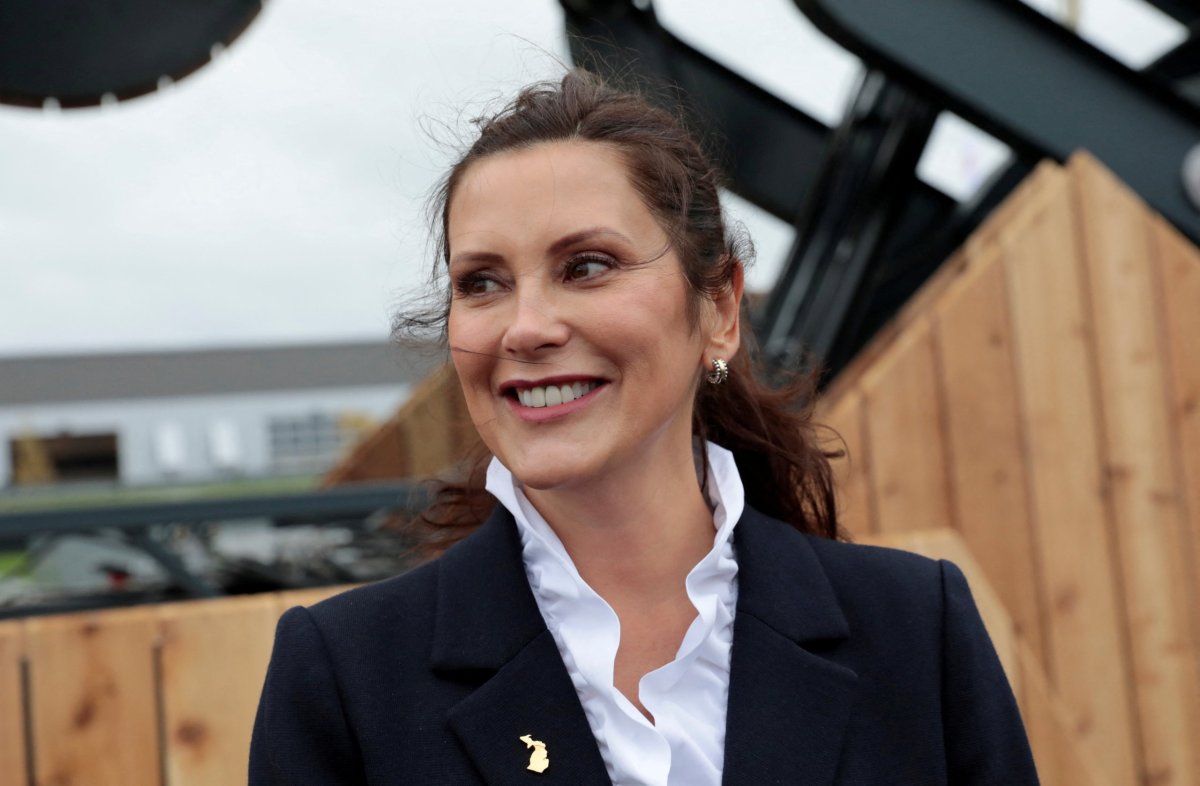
[514,380,601,408]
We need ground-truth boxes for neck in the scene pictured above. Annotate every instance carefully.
[523,444,715,607]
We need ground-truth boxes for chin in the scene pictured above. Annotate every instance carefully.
[504,459,591,492]
[497,445,607,492]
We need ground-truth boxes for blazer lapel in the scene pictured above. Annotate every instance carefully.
[722,509,858,786]
[433,508,612,786]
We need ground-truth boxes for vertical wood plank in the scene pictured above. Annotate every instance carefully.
[1074,155,1200,784]
[820,389,876,537]
[859,318,955,533]
[159,596,278,786]
[25,608,160,786]
[0,621,28,786]
[1018,642,1111,786]
[405,368,451,477]
[1152,215,1200,651]
[932,245,1046,663]
[1000,167,1139,783]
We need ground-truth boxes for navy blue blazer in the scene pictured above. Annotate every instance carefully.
[250,505,1038,785]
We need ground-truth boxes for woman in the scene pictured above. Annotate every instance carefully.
[250,70,1038,785]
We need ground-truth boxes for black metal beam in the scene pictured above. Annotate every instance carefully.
[757,72,939,373]
[793,0,1200,244]
[561,0,828,222]
[0,483,425,539]
[560,0,962,227]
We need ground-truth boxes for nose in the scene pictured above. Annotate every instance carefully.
[500,286,570,357]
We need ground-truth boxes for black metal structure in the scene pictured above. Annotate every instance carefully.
[561,0,1200,379]
[757,73,937,374]
[795,0,1200,244]
[0,482,426,618]
[0,0,262,108]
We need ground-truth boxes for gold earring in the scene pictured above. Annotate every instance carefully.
[705,358,728,385]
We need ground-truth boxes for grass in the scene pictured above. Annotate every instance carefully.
[0,474,320,515]
[0,552,27,576]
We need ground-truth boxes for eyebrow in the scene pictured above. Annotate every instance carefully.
[547,227,633,254]
[449,226,633,267]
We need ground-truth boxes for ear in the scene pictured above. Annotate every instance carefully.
[705,261,744,363]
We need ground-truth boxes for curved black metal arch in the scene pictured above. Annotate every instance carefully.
[0,0,263,109]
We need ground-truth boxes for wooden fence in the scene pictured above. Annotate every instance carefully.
[821,153,1200,785]
[0,532,1095,786]
[0,587,350,786]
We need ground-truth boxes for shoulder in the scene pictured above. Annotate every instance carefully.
[806,532,962,633]
[804,531,947,597]
[264,557,445,679]
[740,508,947,602]
[735,508,968,651]
[305,557,440,630]
[280,506,523,659]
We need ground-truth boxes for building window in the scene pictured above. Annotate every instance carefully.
[267,413,350,473]
[153,422,188,476]
[207,418,243,472]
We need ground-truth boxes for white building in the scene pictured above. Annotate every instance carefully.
[0,341,438,487]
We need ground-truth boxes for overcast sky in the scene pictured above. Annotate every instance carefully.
[0,0,1182,357]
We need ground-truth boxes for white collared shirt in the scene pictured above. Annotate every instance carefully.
[485,441,744,786]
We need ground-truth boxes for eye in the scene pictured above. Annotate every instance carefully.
[565,253,615,281]
[452,271,503,298]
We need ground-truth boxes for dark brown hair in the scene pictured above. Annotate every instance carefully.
[396,69,839,551]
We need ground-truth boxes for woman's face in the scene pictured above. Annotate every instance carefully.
[446,140,738,493]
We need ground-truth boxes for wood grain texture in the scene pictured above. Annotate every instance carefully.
[24,608,160,786]
[999,164,1139,783]
[403,365,458,477]
[0,621,28,786]
[1017,641,1111,786]
[932,241,1046,663]
[1073,154,1200,785]
[859,318,955,533]
[1151,214,1200,668]
[159,596,277,786]
[819,389,875,537]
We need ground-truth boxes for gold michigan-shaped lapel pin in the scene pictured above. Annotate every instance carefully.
[519,734,549,774]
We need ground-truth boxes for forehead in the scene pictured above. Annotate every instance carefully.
[447,141,666,252]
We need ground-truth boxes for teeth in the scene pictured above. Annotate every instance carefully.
[516,381,599,408]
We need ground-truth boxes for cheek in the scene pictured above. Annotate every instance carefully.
[447,303,503,364]
[447,312,491,391]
